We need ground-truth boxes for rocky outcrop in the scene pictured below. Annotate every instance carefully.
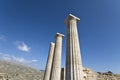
[83,68,97,80]
[97,71,120,80]
[83,68,120,80]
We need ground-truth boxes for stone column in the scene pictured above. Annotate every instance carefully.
[50,33,64,80]
[43,42,55,80]
[61,68,66,80]
[65,14,83,80]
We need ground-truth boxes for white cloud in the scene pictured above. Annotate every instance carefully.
[31,59,38,62]
[0,35,6,41]
[0,53,38,64]
[14,41,31,53]
[12,57,38,63]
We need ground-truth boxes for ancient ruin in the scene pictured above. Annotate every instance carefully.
[0,14,119,80]
[43,14,97,80]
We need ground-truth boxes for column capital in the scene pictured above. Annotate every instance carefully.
[65,14,80,25]
[55,32,64,38]
[50,42,55,46]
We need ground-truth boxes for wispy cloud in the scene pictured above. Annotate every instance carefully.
[0,53,38,64]
[14,41,31,53]
[0,35,6,41]
[12,56,38,63]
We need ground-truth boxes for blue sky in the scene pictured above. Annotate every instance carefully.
[0,0,120,73]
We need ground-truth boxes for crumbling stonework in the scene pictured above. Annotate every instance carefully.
[83,68,97,80]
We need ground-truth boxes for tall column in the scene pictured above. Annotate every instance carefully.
[50,33,64,80]
[43,42,55,80]
[65,14,83,80]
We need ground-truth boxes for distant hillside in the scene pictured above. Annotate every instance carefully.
[0,60,44,80]
[0,60,120,80]
[0,60,40,73]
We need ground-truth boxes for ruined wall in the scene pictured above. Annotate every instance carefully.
[83,68,97,80]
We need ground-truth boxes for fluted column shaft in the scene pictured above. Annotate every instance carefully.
[43,42,55,80]
[50,33,64,80]
[65,14,83,80]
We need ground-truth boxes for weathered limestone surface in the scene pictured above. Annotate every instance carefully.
[65,14,83,80]
[50,33,64,80]
[83,68,97,80]
[43,42,55,80]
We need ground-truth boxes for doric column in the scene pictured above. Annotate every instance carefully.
[65,14,83,80]
[43,42,55,80]
[50,33,64,80]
